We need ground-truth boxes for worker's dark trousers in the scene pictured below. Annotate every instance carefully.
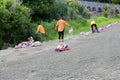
[91,24,99,33]
[58,30,64,41]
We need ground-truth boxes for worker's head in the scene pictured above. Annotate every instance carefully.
[59,16,64,20]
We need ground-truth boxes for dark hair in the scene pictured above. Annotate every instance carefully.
[60,16,64,20]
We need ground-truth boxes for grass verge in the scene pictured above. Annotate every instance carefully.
[41,15,120,41]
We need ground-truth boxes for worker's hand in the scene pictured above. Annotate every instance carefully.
[69,27,73,34]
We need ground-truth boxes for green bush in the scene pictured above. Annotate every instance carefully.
[102,5,109,18]
[41,20,58,41]
[0,0,36,49]
[102,5,118,18]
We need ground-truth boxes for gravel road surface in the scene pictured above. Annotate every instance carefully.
[0,22,120,80]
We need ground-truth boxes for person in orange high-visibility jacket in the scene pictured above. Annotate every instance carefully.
[55,17,71,42]
[90,20,99,33]
[36,24,45,43]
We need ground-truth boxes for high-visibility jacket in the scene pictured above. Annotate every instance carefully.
[36,25,45,34]
[56,19,70,32]
[90,21,96,25]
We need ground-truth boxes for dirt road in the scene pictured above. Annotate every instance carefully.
[0,22,120,80]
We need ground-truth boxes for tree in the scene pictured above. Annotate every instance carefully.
[111,0,120,4]
[65,0,90,19]
[0,0,34,49]
[23,0,56,22]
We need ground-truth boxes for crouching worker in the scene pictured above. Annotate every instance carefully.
[90,20,99,33]
[36,24,45,43]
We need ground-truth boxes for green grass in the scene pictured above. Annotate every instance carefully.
[68,14,120,35]
[41,14,120,41]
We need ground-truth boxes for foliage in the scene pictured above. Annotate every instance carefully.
[41,21,58,41]
[1,0,120,50]
[102,5,118,18]
[70,15,120,35]
[102,5,109,17]
[108,6,118,17]
[65,0,78,7]
[111,0,120,4]
[0,0,88,49]
[0,0,35,49]
[54,0,68,19]
[40,15,120,40]
[23,0,56,22]
[23,0,89,21]
[65,0,90,19]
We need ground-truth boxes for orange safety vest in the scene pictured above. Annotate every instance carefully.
[36,25,45,34]
[90,21,96,25]
[56,19,70,32]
